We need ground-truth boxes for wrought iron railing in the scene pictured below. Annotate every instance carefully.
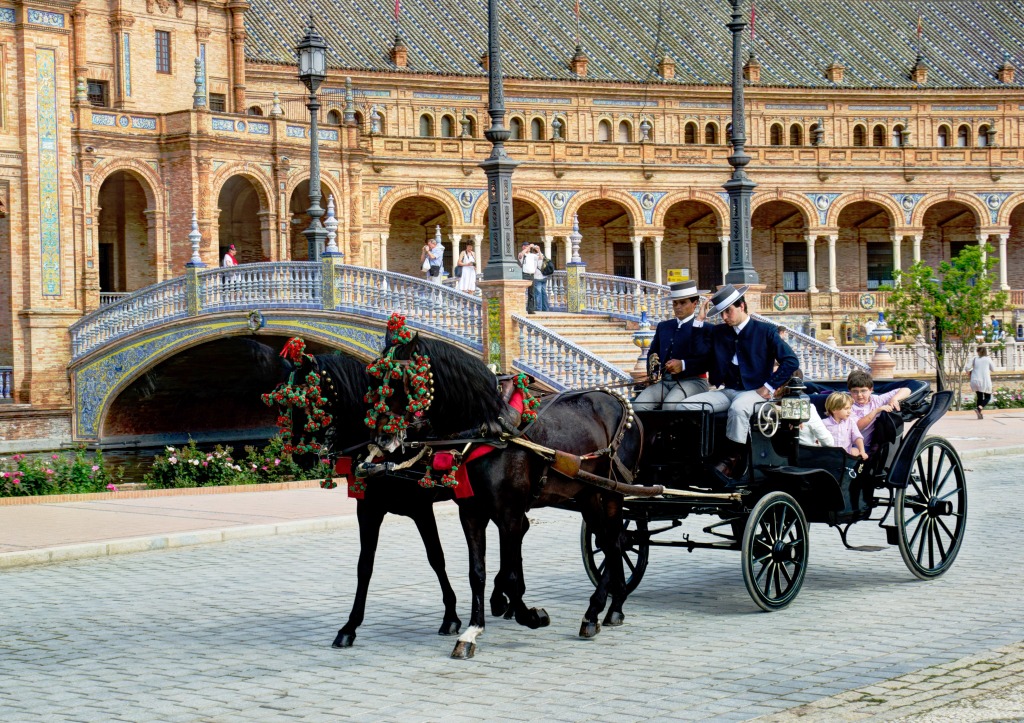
[513,314,631,390]
[0,366,12,402]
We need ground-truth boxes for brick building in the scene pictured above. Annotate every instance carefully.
[1,0,1023,442]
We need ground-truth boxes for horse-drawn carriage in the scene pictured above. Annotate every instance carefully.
[580,378,967,611]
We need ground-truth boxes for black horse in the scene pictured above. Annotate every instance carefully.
[373,332,644,658]
[264,342,463,648]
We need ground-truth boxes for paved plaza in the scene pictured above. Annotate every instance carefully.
[1,453,1022,721]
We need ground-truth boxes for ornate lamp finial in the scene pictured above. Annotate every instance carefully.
[569,213,582,263]
[187,210,205,267]
[324,195,341,255]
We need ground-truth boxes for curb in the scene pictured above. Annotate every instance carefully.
[960,445,1024,460]
[0,501,461,571]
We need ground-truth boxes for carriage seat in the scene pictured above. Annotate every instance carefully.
[804,379,929,419]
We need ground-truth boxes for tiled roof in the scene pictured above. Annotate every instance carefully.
[245,0,1024,89]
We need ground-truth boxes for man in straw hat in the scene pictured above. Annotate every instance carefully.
[684,284,798,487]
[635,281,712,410]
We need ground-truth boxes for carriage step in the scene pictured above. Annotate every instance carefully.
[845,544,887,552]
[884,525,900,546]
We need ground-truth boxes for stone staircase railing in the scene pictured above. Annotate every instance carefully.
[513,314,632,389]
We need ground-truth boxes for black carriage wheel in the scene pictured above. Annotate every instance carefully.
[741,491,809,612]
[895,436,967,580]
[580,518,649,595]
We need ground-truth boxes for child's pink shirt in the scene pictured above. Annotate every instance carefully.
[822,414,864,455]
[851,389,901,449]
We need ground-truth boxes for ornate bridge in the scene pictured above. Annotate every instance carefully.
[67,262,866,443]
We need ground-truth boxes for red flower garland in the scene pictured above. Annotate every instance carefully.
[514,373,541,423]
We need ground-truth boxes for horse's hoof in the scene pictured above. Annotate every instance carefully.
[332,631,356,648]
[579,621,601,639]
[532,608,551,629]
[603,611,625,627]
[438,620,461,636]
[450,641,477,659]
[490,595,509,618]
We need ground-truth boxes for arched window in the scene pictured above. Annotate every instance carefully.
[463,115,477,137]
[530,118,544,141]
[597,119,612,142]
[509,117,523,140]
[247,105,264,116]
[326,109,342,125]
[440,115,455,137]
[684,122,697,144]
[641,120,654,141]
[809,123,821,145]
[891,124,904,147]
[725,122,732,144]
[372,110,386,134]
[937,125,950,147]
[419,114,433,137]
[789,124,803,146]
[552,116,567,139]
[770,124,783,145]
[957,124,970,147]
[353,111,364,133]
[978,124,989,147]
[704,123,718,144]
[872,124,886,147]
[853,124,866,147]
[617,120,632,143]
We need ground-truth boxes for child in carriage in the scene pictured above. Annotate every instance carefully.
[776,371,834,448]
[846,370,911,453]
[822,392,869,460]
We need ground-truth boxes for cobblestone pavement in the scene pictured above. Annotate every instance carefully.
[1,454,1020,722]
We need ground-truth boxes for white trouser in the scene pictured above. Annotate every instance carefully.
[682,388,767,444]
[633,378,710,411]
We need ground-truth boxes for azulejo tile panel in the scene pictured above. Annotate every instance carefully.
[211,118,235,131]
[36,48,62,297]
[91,112,117,126]
[248,121,270,135]
[131,116,157,130]
[27,8,64,27]
[0,8,15,23]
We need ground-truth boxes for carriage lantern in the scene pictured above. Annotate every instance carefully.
[779,378,811,423]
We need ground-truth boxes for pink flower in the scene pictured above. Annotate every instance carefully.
[91,465,100,472]
[261,466,268,471]
[12,479,19,485]
[52,454,59,460]
[202,461,208,467]
[1,472,7,478]
[274,459,281,466]
[45,469,54,475]
[169,456,178,464]
[12,454,23,461]
[106,484,118,492]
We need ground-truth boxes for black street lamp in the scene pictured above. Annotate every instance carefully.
[723,0,759,285]
[481,0,521,281]
[296,16,330,261]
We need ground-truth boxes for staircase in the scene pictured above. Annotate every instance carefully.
[529,312,642,375]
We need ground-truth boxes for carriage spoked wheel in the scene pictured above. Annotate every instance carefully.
[895,436,967,580]
[581,518,650,595]
[741,491,809,611]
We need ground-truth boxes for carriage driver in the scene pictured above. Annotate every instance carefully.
[634,280,712,411]
[684,284,799,487]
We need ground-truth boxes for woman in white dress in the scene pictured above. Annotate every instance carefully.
[457,241,477,293]
[967,345,995,419]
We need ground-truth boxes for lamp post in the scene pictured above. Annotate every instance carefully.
[296,15,329,261]
[481,0,520,280]
[723,0,758,285]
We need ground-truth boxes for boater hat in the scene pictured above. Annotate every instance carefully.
[667,280,708,300]
[707,283,750,316]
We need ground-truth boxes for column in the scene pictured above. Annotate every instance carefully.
[998,233,1010,290]
[891,234,902,279]
[806,236,818,293]
[653,236,663,286]
[473,235,483,274]
[544,235,553,260]
[381,234,389,271]
[979,233,988,266]
[562,236,571,268]
[911,233,922,264]
[826,234,839,292]
[719,235,729,286]
[229,3,248,111]
[632,234,643,281]
[451,234,461,277]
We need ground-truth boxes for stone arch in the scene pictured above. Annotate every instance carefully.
[564,188,643,230]
[210,162,275,211]
[568,194,640,277]
[911,192,987,229]
[997,192,1024,227]
[482,196,547,267]
[751,191,816,231]
[835,200,897,291]
[826,192,901,229]
[377,184,462,229]
[470,187,557,230]
[918,197,983,272]
[704,120,721,144]
[286,176,344,261]
[91,158,163,213]
[93,165,166,293]
[752,198,812,292]
[652,189,728,229]
[1006,201,1024,289]
[661,197,726,290]
[213,169,275,264]
[384,193,457,277]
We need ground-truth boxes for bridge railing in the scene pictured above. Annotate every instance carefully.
[513,314,631,390]
[198,262,322,310]
[333,265,483,347]
[70,276,188,359]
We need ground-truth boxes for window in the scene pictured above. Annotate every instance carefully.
[353,111,364,132]
[789,124,803,146]
[155,30,171,74]
[872,124,886,146]
[853,124,866,147]
[509,117,523,140]
[597,119,611,142]
[978,124,989,147]
[937,125,949,146]
[957,124,970,147]
[866,242,894,290]
[440,115,455,137]
[87,79,109,107]
[725,122,732,143]
[247,105,264,116]
[782,243,808,291]
[697,242,722,290]
[704,123,717,144]
[209,93,226,112]
[770,124,783,146]
[419,114,433,137]
[326,109,342,125]
[617,120,631,143]
[684,122,697,144]
[463,115,477,137]
[809,123,821,145]
[530,118,544,141]
[892,125,904,147]
[612,242,646,278]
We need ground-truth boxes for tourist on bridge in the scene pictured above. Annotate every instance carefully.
[520,244,542,313]
[427,237,444,284]
[634,281,711,411]
[456,241,477,293]
[222,244,237,267]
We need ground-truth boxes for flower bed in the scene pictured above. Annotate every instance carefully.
[992,388,1024,409]
[141,438,330,489]
[1,447,123,497]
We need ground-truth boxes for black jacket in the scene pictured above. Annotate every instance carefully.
[648,316,710,379]
[706,317,799,391]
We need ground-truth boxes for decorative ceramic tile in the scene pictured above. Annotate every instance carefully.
[413,92,481,101]
[447,188,486,223]
[286,125,306,138]
[932,105,997,111]
[91,113,117,126]
[378,186,393,202]
[891,193,927,225]
[248,121,270,135]
[629,191,668,225]
[36,49,61,297]
[805,192,842,225]
[122,33,131,97]
[537,190,578,225]
[976,192,1012,224]
[0,8,15,23]
[594,99,657,107]
[507,96,571,104]
[131,116,157,130]
[317,129,339,141]
[27,8,64,27]
[211,118,235,131]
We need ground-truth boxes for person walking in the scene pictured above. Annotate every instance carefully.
[967,345,995,418]
[456,241,477,293]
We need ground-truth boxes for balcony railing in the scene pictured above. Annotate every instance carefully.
[99,292,131,307]
[0,366,12,402]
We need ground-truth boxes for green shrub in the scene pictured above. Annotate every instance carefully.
[991,388,1024,409]
[0,447,124,498]
[142,438,329,489]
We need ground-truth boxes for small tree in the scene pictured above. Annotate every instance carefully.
[883,244,1007,408]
